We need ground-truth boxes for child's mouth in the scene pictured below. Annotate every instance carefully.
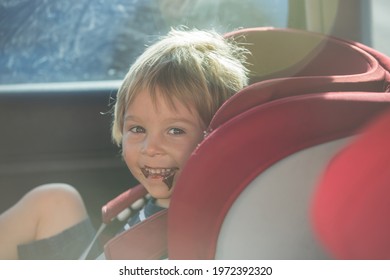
[141,166,179,190]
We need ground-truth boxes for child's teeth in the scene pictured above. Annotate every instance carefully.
[142,167,178,178]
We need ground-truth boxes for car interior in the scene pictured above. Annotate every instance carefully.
[1,0,389,260]
[101,27,390,259]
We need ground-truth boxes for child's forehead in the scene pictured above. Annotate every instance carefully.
[128,87,198,116]
[124,88,205,127]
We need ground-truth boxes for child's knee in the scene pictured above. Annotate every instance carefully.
[34,183,81,200]
[25,183,87,219]
[30,184,89,239]
[39,183,85,209]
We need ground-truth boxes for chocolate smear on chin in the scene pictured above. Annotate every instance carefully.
[163,173,175,190]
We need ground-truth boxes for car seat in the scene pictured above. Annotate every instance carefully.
[168,92,390,259]
[101,28,390,259]
[311,109,390,259]
[102,184,169,259]
[210,27,390,130]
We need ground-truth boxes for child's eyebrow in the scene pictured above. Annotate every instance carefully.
[164,117,201,127]
[123,115,139,122]
[124,115,203,128]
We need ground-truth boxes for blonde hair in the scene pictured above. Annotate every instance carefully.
[112,27,249,146]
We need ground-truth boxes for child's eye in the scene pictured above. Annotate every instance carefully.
[129,126,145,134]
[168,128,185,135]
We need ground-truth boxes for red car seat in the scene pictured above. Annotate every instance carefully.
[312,109,390,259]
[101,28,390,259]
[211,27,390,130]
[168,92,390,259]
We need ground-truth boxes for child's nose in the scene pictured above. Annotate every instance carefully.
[141,134,164,156]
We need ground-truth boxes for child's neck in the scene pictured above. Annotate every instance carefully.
[155,198,170,208]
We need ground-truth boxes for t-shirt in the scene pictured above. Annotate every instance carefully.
[123,198,165,230]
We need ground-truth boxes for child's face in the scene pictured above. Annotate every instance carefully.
[122,88,206,208]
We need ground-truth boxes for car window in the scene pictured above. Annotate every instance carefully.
[371,0,390,56]
[0,0,288,85]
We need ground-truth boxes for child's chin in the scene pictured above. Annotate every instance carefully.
[145,183,172,197]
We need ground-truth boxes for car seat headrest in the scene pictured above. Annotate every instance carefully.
[211,28,389,130]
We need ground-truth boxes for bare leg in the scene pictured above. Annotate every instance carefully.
[0,183,88,259]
